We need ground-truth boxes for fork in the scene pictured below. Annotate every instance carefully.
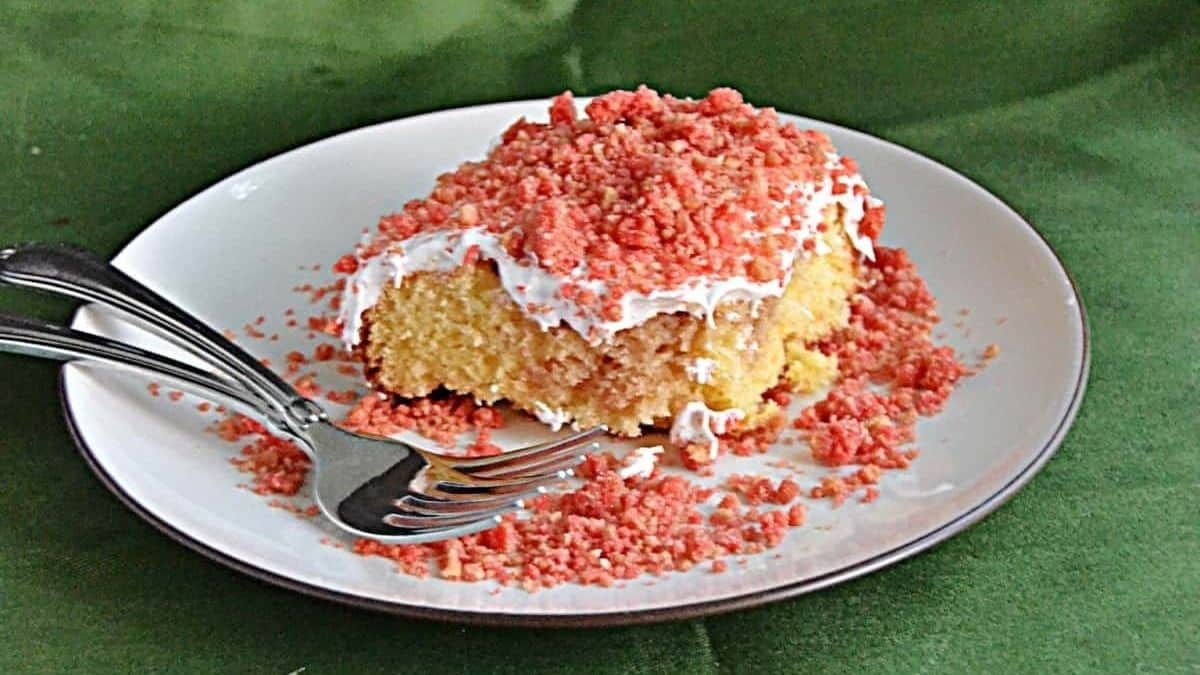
[0,242,605,543]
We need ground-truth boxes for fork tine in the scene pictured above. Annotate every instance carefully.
[449,426,607,470]
[437,466,575,490]
[381,503,519,530]
[360,513,506,544]
[456,440,599,479]
[395,489,544,516]
[431,469,573,497]
[465,450,587,482]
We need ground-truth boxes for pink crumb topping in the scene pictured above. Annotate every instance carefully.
[338,86,884,324]
[352,454,802,589]
[340,391,504,449]
[790,246,968,501]
[215,414,311,496]
[724,474,802,506]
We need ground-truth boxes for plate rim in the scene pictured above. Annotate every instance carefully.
[56,100,1091,627]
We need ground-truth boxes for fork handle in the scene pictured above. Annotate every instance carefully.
[0,311,291,431]
[0,242,323,434]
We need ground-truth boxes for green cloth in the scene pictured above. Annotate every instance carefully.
[1,1,1196,672]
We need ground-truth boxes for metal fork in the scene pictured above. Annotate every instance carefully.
[0,242,605,543]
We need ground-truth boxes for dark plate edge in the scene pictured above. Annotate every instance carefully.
[55,108,1092,627]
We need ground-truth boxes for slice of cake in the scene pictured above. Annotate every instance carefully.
[334,87,885,460]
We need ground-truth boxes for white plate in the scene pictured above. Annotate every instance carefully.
[60,99,1088,626]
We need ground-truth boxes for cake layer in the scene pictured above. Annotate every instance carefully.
[359,216,857,437]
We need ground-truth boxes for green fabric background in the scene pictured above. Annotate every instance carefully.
[1,1,1197,672]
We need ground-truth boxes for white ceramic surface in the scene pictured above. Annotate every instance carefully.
[59,99,1088,625]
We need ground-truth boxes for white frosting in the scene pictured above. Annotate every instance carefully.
[685,358,718,384]
[734,327,753,351]
[338,153,878,347]
[669,401,744,460]
[618,445,664,479]
[532,401,572,431]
